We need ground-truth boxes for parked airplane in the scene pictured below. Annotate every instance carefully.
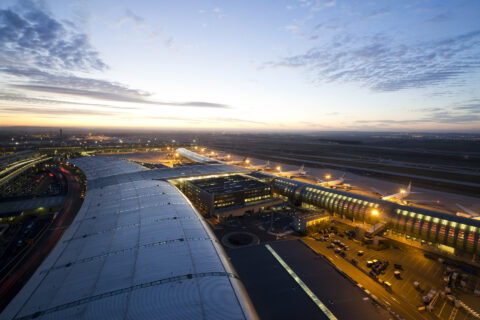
[276,164,307,178]
[317,173,348,188]
[374,182,414,204]
[247,160,270,171]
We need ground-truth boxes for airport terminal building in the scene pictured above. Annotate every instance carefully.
[1,154,258,320]
[180,174,280,218]
[272,178,480,257]
[3,147,480,319]
[175,148,480,258]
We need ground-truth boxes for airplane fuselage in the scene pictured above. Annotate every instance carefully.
[382,190,410,202]
[321,177,345,187]
[278,170,306,177]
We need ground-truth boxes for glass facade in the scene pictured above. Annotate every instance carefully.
[273,177,480,255]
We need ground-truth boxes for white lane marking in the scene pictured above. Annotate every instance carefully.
[265,244,338,320]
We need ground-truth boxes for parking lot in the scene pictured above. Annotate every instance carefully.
[305,221,480,320]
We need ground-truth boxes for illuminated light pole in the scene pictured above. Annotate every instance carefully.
[325,174,331,180]
[276,166,282,172]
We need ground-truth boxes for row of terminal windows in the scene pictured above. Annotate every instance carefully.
[301,185,480,254]
[274,181,480,254]
[391,212,479,253]
[271,181,480,254]
[216,201,236,208]
[245,194,271,203]
[302,188,379,216]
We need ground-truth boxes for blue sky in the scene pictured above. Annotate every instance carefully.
[0,0,479,131]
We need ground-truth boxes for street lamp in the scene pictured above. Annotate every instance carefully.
[276,166,282,171]
[371,209,379,216]
[325,174,331,180]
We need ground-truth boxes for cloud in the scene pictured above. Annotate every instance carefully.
[324,1,336,8]
[124,9,144,25]
[0,1,106,71]
[425,13,451,24]
[265,30,480,91]
[115,9,145,28]
[212,7,225,19]
[452,102,480,112]
[356,106,480,126]
[0,67,148,96]
[0,106,117,117]
[1,67,229,108]
[367,8,390,18]
[0,3,232,114]
[12,84,230,108]
[0,93,137,109]
[164,36,174,48]
[285,25,300,33]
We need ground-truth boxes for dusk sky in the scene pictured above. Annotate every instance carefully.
[0,0,479,131]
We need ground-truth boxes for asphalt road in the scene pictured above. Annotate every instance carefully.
[0,165,83,311]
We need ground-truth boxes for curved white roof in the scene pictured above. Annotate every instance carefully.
[1,156,257,320]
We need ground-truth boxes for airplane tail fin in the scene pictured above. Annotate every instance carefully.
[300,164,304,171]
[266,160,270,167]
[342,173,346,178]
[407,182,412,192]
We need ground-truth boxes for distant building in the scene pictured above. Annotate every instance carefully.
[181,174,282,218]
[294,212,329,232]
